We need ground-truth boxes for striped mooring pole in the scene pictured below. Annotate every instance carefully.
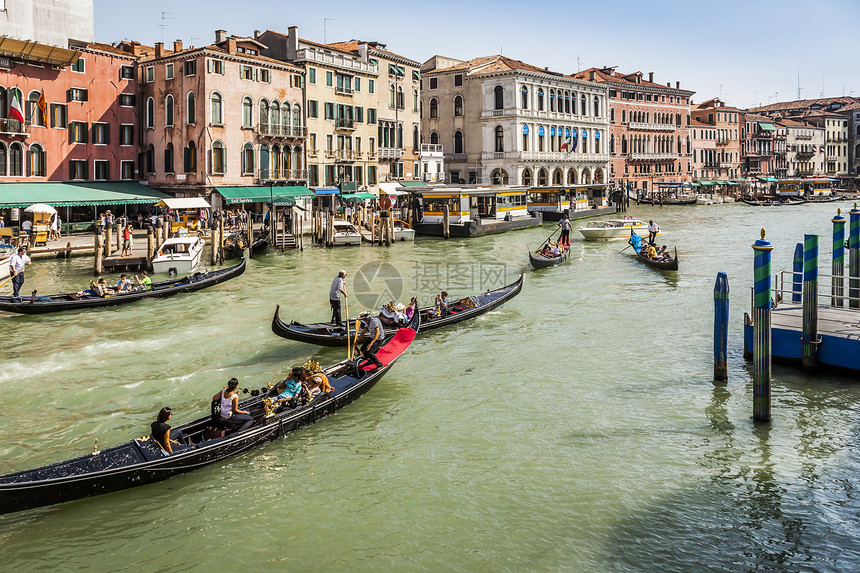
[832,209,846,308]
[752,229,773,423]
[792,242,803,303]
[849,204,860,309]
[713,272,729,383]
[801,234,820,373]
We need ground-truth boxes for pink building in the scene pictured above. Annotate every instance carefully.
[690,119,716,180]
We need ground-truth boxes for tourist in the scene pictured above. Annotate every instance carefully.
[97,213,106,233]
[0,216,5,227]
[213,378,254,432]
[355,311,384,368]
[275,368,306,407]
[151,407,187,453]
[435,291,448,317]
[20,218,32,238]
[549,243,562,257]
[646,244,658,259]
[49,214,59,240]
[94,277,114,296]
[304,364,332,397]
[558,214,571,246]
[647,220,659,245]
[330,269,348,327]
[121,224,133,256]
[115,274,133,293]
[8,246,31,298]
[135,271,152,291]
[404,297,419,321]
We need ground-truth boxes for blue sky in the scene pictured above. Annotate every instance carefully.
[94,0,860,109]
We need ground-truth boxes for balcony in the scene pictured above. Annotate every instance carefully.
[827,155,838,161]
[520,151,611,162]
[796,148,815,157]
[420,144,444,154]
[480,108,516,119]
[335,118,355,130]
[422,171,446,182]
[629,152,679,160]
[378,147,404,159]
[628,122,676,132]
[445,153,467,162]
[335,85,353,96]
[335,149,356,162]
[719,162,732,169]
[0,118,28,137]
[796,134,813,140]
[256,124,308,138]
[258,168,309,181]
[716,136,730,145]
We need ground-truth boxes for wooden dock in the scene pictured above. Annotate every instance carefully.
[103,230,151,272]
[744,303,860,373]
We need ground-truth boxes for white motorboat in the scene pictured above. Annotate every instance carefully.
[696,195,714,205]
[393,220,415,242]
[0,243,16,280]
[578,218,656,240]
[722,196,736,203]
[151,237,204,274]
[332,220,362,246]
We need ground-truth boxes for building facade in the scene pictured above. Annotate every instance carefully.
[0,0,93,49]
[690,98,742,180]
[575,67,694,193]
[780,119,824,177]
[741,115,776,178]
[689,119,716,180]
[421,55,610,187]
[138,31,306,200]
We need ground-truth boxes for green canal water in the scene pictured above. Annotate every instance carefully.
[1,202,859,571]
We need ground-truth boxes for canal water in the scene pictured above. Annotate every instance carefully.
[1,202,859,572]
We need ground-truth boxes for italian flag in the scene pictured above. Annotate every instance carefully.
[9,89,25,123]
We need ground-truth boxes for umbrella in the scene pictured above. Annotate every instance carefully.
[24,203,57,215]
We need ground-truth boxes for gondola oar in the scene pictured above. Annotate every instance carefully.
[344,291,352,360]
[536,227,561,253]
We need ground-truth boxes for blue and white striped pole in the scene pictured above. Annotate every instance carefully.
[714,272,729,383]
[832,209,846,307]
[849,204,860,309]
[801,234,820,373]
[792,242,803,303]
[752,229,773,423]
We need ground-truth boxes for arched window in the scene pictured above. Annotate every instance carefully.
[413,89,419,112]
[537,89,544,111]
[397,86,404,109]
[609,134,615,154]
[397,124,403,148]
[28,91,44,126]
[292,146,302,171]
[564,92,571,114]
[241,97,253,128]
[537,168,547,186]
[522,168,532,186]
[413,125,419,150]
[610,108,615,123]
[549,90,555,112]
[27,143,45,176]
[454,95,463,117]
[521,86,528,109]
[494,86,504,110]
[145,144,155,174]
[186,92,196,125]
[283,145,292,171]
[595,130,600,153]
[0,142,6,176]
[580,96,586,115]
[567,168,576,184]
[9,142,23,176]
[593,96,600,117]
[145,97,154,128]
[553,168,562,185]
[271,101,280,129]
[622,109,627,123]
[241,142,255,175]
[259,99,270,129]
[454,130,464,154]
[211,92,223,125]
[292,104,301,128]
[389,83,396,108]
[164,142,174,173]
[260,144,270,178]
[212,141,226,174]
[429,98,438,119]
[621,135,628,154]
[522,124,529,151]
[184,141,196,172]
[430,131,439,145]
[494,125,504,152]
[165,94,174,126]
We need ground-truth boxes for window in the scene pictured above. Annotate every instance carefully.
[521,86,528,110]
[242,142,255,175]
[120,66,134,80]
[413,89,419,112]
[94,160,110,180]
[258,69,271,83]
[69,159,87,180]
[165,95,174,126]
[239,65,253,80]
[454,130,464,154]
[27,144,45,177]
[354,77,361,92]
[454,95,463,117]
[324,102,334,120]
[610,108,615,123]
[326,71,333,87]
[26,92,43,126]
[69,121,88,143]
[369,79,375,94]
[166,63,174,80]
[145,97,154,128]
[211,141,226,174]
[93,123,110,145]
[184,60,196,76]
[537,89,544,111]
[208,59,225,74]
[121,161,134,180]
[429,77,438,90]
[336,73,353,94]
[145,145,155,174]
[144,66,154,83]
[368,165,377,185]
[184,141,196,172]
[494,125,504,152]
[429,98,438,119]
[186,92,196,124]
[354,106,364,122]
[454,74,463,87]
[164,143,174,173]
[120,124,133,146]
[368,108,377,124]
[593,96,599,117]
[68,88,88,102]
[211,92,223,125]
[72,58,85,73]
[119,93,135,107]
[308,68,316,84]
[308,100,318,118]
[243,97,253,127]
[580,96,586,115]
[50,103,68,128]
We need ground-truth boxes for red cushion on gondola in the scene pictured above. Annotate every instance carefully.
[359,327,416,371]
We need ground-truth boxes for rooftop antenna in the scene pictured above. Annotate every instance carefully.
[577,56,581,72]
[719,84,723,99]
[323,18,334,44]
[159,12,174,44]
[820,75,825,98]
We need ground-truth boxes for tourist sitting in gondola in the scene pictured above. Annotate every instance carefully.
[213,378,254,432]
[93,277,116,297]
[303,360,333,398]
[135,271,152,291]
[645,244,658,260]
[115,274,133,293]
[274,367,307,408]
[379,301,408,326]
[434,291,449,317]
[151,407,188,453]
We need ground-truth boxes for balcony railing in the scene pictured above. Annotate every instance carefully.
[335,149,356,162]
[481,108,516,118]
[335,85,353,96]
[378,147,404,159]
[259,168,309,181]
[256,124,308,138]
[0,118,28,136]
[422,171,446,182]
[520,151,611,162]
[420,144,443,154]
[628,122,676,131]
[716,136,730,145]
[827,155,838,161]
[445,153,467,162]
[629,152,679,160]
[796,134,813,140]
[335,118,355,130]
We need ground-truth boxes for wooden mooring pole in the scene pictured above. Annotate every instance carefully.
[713,272,729,383]
[801,234,821,373]
[832,209,846,307]
[93,231,103,275]
[849,204,860,309]
[791,243,803,303]
[752,229,773,423]
[442,204,450,239]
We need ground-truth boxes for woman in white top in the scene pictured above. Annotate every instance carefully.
[212,378,254,431]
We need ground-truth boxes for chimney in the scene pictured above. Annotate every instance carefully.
[227,37,237,54]
[254,30,260,39]
[215,29,227,43]
[676,81,680,89]
[173,39,183,52]
[287,26,299,60]
[358,41,369,62]
[648,72,653,83]
[667,82,670,87]
[590,70,596,81]
[155,42,164,58]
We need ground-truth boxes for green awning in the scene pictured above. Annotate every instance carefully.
[690,182,701,187]
[759,123,775,131]
[757,176,779,182]
[215,186,314,205]
[715,180,731,185]
[727,182,740,186]
[341,192,377,201]
[0,182,169,209]
[699,180,717,185]
[400,181,430,187]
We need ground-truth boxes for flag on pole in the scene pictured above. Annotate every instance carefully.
[37,89,48,126]
[8,89,25,123]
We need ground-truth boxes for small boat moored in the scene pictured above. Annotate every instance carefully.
[151,236,205,274]
[579,217,653,241]
[332,220,362,246]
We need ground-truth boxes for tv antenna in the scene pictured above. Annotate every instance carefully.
[159,12,175,44]
[323,18,334,44]
[796,67,801,100]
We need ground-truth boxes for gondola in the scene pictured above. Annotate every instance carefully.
[0,258,246,314]
[742,197,807,206]
[272,271,523,347]
[0,313,419,515]
[628,232,679,271]
[250,235,269,256]
[528,244,570,269]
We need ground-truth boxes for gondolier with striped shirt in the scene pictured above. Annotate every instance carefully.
[356,310,384,368]
[558,214,571,246]
[329,270,348,327]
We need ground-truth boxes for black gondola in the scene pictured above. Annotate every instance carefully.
[636,247,679,271]
[528,244,570,269]
[250,235,269,255]
[272,272,523,347]
[0,258,246,314]
[0,314,419,515]
[742,197,807,206]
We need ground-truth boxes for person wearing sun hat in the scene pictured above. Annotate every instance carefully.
[355,310,384,368]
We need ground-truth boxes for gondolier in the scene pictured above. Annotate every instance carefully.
[8,247,31,298]
[356,310,384,368]
[647,220,659,245]
[558,214,571,246]
[329,270,348,327]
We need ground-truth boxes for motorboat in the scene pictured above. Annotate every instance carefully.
[332,220,362,246]
[578,218,654,240]
[392,219,415,241]
[696,195,714,205]
[151,237,205,274]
